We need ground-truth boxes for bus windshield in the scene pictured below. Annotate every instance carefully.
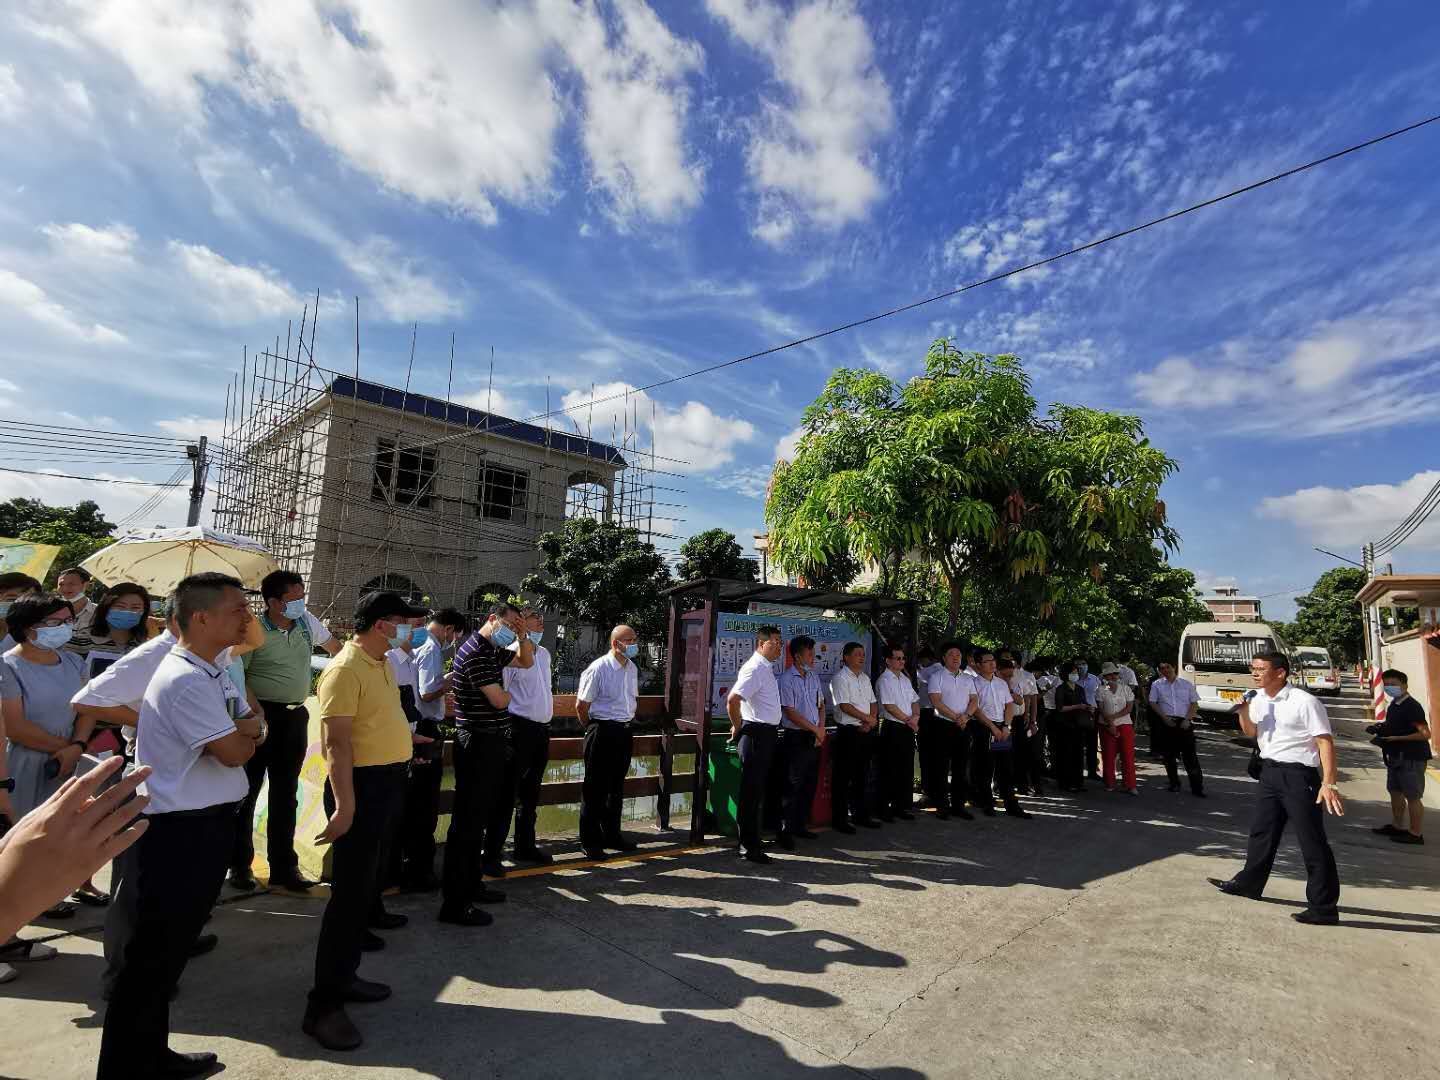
[1293,649,1330,669]
[1183,634,1277,674]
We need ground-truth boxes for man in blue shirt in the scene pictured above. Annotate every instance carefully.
[776,636,826,850]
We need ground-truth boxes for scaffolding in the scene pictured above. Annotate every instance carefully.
[210,300,683,629]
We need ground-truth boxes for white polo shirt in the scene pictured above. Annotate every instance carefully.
[829,666,876,727]
[1251,683,1332,767]
[505,643,554,724]
[135,647,250,814]
[729,651,781,726]
[926,666,973,718]
[1149,676,1199,718]
[875,669,919,724]
[578,651,638,723]
[972,674,1014,726]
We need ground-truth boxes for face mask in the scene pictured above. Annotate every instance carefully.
[1383,685,1403,699]
[1077,665,1088,675]
[410,627,429,648]
[528,631,543,646]
[34,624,74,650]
[387,623,413,649]
[107,609,143,631]
[491,623,517,648]
[60,590,84,604]
[624,643,639,659]
[1067,673,1079,684]
[282,599,307,621]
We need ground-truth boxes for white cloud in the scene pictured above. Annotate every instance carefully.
[0,64,25,118]
[0,468,192,531]
[774,425,804,461]
[41,222,138,262]
[560,381,755,472]
[0,267,126,344]
[707,465,773,500]
[707,0,894,241]
[454,387,529,420]
[154,416,225,440]
[168,241,303,324]
[341,237,464,322]
[1257,471,1440,552]
[56,0,704,227]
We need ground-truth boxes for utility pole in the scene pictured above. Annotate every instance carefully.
[186,437,209,528]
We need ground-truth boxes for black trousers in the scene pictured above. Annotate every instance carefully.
[98,805,236,1078]
[1161,722,1205,794]
[231,700,308,878]
[736,723,778,854]
[1084,721,1100,777]
[489,716,551,857]
[881,721,916,814]
[917,708,940,796]
[779,728,819,835]
[390,754,443,887]
[441,725,510,909]
[831,724,874,824]
[1012,718,1043,791]
[1232,761,1339,911]
[934,720,972,810]
[100,835,142,998]
[579,720,633,849]
[1051,719,1085,790]
[968,722,996,808]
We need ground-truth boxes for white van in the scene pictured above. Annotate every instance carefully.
[1293,646,1339,695]
[1178,621,1294,719]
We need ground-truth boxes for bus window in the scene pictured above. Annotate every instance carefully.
[1182,634,1277,673]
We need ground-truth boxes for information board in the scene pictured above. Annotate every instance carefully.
[710,611,872,719]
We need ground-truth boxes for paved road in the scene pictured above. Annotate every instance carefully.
[4,707,1435,1079]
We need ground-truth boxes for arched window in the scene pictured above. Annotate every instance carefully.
[467,582,514,617]
[361,573,424,605]
[566,469,610,521]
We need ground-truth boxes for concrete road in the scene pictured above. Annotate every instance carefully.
[4,716,1435,1080]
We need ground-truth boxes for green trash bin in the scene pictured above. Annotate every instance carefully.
[706,731,743,837]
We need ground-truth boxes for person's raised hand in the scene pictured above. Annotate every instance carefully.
[0,758,151,940]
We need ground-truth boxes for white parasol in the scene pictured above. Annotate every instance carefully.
[81,526,279,596]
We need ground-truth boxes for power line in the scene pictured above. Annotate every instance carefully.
[1373,478,1440,557]
[0,465,186,487]
[328,111,1440,466]
[0,419,187,446]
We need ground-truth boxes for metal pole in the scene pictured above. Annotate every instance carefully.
[186,436,208,527]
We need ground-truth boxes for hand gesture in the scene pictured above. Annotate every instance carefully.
[1316,786,1344,817]
[315,806,353,845]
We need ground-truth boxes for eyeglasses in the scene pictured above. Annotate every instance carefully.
[38,616,75,627]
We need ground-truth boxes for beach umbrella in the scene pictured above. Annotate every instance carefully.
[81,526,279,596]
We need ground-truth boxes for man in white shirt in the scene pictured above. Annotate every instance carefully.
[776,635,826,849]
[1031,659,1059,793]
[98,573,261,1080]
[914,647,943,806]
[1003,651,1041,796]
[1149,662,1204,796]
[1210,651,1342,925]
[1075,660,1101,781]
[973,652,1026,817]
[577,625,640,860]
[726,626,784,863]
[876,644,920,821]
[492,611,556,868]
[829,641,881,829]
[926,642,976,820]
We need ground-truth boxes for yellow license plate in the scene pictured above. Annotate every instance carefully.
[1219,689,1244,702]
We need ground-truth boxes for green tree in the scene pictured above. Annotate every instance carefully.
[0,498,115,540]
[521,517,673,644]
[16,521,113,586]
[675,528,758,583]
[1102,542,1212,665]
[766,341,1178,637]
[1287,566,1366,663]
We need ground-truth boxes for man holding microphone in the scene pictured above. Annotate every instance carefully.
[1209,650,1342,925]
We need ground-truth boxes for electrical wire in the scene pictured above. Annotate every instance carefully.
[117,465,191,528]
[0,465,189,486]
[1372,476,1440,557]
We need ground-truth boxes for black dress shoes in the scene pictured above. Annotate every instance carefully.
[481,860,507,878]
[1291,908,1339,925]
[1207,877,1261,900]
[359,930,385,952]
[606,837,640,852]
[188,933,219,958]
[227,868,257,890]
[342,978,392,1003]
[952,807,975,821]
[438,904,494,927]
[157,1049,219,1077]
[369,911,408,931]
[582,847,607,860]
[303,1005,363,1051]
[894,811,916,821]
[514,848,554,865]
[271,872,319,893]
[742,849,773,865]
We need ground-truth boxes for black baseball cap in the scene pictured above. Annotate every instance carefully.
[354,590,430,627]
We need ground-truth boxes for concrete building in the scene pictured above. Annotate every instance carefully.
[1356,574,1440,733]
[1199,585,1262,622]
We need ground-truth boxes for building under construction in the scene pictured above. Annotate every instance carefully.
[210,305,675,628]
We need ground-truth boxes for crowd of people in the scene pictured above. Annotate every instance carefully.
[0,567,1431,1076]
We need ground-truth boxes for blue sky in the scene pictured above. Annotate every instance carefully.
[1,0,1438,619]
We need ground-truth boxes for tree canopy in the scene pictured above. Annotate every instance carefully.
[2,498,117,586]
[766,340,1179,637]
[675,528,757,583]
[521,517,672,644]
[1285,566,1366,663]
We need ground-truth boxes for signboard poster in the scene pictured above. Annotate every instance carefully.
[0,537,61,582]
[710,611,872,719]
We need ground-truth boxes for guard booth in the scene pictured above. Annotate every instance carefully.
[663,578,919,844]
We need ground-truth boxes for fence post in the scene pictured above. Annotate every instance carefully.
[658,727,673,829]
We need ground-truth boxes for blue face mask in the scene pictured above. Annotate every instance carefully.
[1077,664,1088,675]
[491,623,517,648]
[107,609,143,631]
[34,624,75,650]
[282,598,307,621]
[410,627,429,648]
[387,623,413,649]
[528,631,543,646]
[1383,685,1403,699]
[624,642,639,659]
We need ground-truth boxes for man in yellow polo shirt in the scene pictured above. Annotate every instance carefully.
[302,590,426,1053]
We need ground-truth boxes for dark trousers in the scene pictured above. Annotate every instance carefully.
[1084,722,1100,777]
[579,720,633,849]
[831,724,874,824]
[390,755,443,887]
[310,764,405,1007]
[441,725,509,909]
[779,728,819,835]
[736,723,778,854]
[936,720,972,810]
[1162,723,1205,794]
[1012,718,1043,791]
[100,837,142,998]
[231,700,308,879]
[917,708,940,796]
[1232,761,1339,911]
[489,716,551,857]
[98,805,236,1078]
[968,722,996,808]
[881,721,916,814]
[1051,720,1085,790]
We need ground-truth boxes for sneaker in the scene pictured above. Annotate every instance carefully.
[1390,832,1425,845]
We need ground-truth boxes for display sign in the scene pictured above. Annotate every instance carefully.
[710,611,872,719]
